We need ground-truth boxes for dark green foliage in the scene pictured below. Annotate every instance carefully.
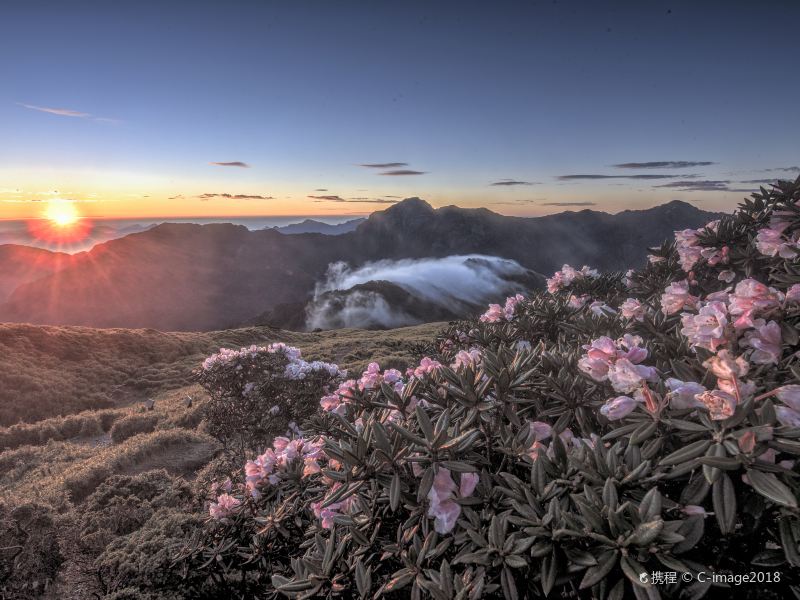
[0,502,63,599]
[176,179,800,599]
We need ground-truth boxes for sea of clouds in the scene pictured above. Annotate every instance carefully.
[305,254,530,329]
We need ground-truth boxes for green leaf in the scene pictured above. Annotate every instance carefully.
[579,550,619,589]
[746,469,798,508]
[659,439,711,466]
[712,473,737,535]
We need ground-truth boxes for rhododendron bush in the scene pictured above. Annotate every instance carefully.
[196,343,343,454]
[178,180,800,599]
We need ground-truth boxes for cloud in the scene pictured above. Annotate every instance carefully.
[168,195,184,200]
[19,102,119,123]
[209,161,250,168]
[762,166,800,172]
[314,188,328,191]
[489,198,547,206]
[654,180,738,192]
[490,179,537,186]
[308,195,398,204]
[739,178,781,184]
[379,169,427,176]
[306,255,531,329]
[359,162,408,168]
[558,174,686,180]
[613,161,715,169]
[540,201,597,206]
[196,193,273,199]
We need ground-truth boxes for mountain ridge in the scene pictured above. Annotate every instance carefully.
[0,198,721,330]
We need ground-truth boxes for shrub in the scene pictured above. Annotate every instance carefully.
[111,414,159,444]
[0,502,63,599]
[95,508,202,598]
[180,179,800,599]
[78,470,194,556]
[195,343,344,455]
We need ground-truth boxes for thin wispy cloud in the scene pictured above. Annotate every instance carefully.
[490,198,543,205]
[559,174,687,180]
[490,179,537,186]
[308,195,398,204]
[654,180,752,192]
[613,161,714,169]
[739,178,780,184]
[197,192,273,200]
[209,161,250,168]
[314,188,328,191]
[541,201,597,206]
[19,102,119,123]
[379,169,426,176]
[762,166,800,172]
[359,162,408,168]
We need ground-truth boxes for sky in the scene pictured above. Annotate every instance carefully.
[1,0,799,222]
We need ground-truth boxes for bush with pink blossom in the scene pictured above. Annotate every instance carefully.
[195,343,344,455]
[177,179,800,599]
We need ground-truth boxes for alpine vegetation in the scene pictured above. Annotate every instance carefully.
[166,178,800,598]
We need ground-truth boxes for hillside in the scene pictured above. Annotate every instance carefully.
[0,199,720,330]
[0,321,442,426]
[0,245,77,302]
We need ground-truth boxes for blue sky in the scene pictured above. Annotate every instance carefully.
[1,0,798,220]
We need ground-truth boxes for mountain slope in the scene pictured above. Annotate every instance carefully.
[274,218,365,235]
[0,244,77,302]
[0,199,720,330]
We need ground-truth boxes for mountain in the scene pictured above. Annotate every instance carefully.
[0,199,719,331]
[274,218,366,235]
[0,245,78,302]
[0,220,151,252]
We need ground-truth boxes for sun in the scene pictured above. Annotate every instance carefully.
[45,200,81,227]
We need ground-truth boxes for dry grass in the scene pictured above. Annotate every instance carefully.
[0,321,443,426]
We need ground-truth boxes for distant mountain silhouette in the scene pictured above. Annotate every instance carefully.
[0,245,78,302]
[0,198,720,330]
[274,218,366,235]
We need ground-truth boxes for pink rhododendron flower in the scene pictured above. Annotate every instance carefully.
[607,358,657,394]
[599,395,639,420]
[503,294,524,319]
[776,406,800,428]
[209,493,241,519]
[426,467,477,534]
[727,278,783,329]
[755,227,797,258]
[589,300,615,317]
[661,280,698,315]
[718,270,736,283]
[674,228,703,271]
[664,378,706,410]
[703,350,749,381]
[568,294,589,309]
[413,357,442,377]
[619,298,645,321]
[529,420,553,441]
[479,303,504,323]
[320,379,357,414]
[545,264,598,293]
[775,385,800,411]
[696,389,737,420]
[740,319,782,364]
[452,348,482,370]
[786,284,800,303]
[680,300,729,351]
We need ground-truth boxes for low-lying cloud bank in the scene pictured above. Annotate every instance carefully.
[305,255,532,330]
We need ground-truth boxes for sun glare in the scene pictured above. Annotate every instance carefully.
[45,200,81,227]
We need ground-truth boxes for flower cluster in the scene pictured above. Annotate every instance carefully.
[545,264,598,293]
[578,334,658,393]
[479,292,524,322]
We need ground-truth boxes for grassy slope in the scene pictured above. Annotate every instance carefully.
[0,321,442,426]
[0,322,442,507]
